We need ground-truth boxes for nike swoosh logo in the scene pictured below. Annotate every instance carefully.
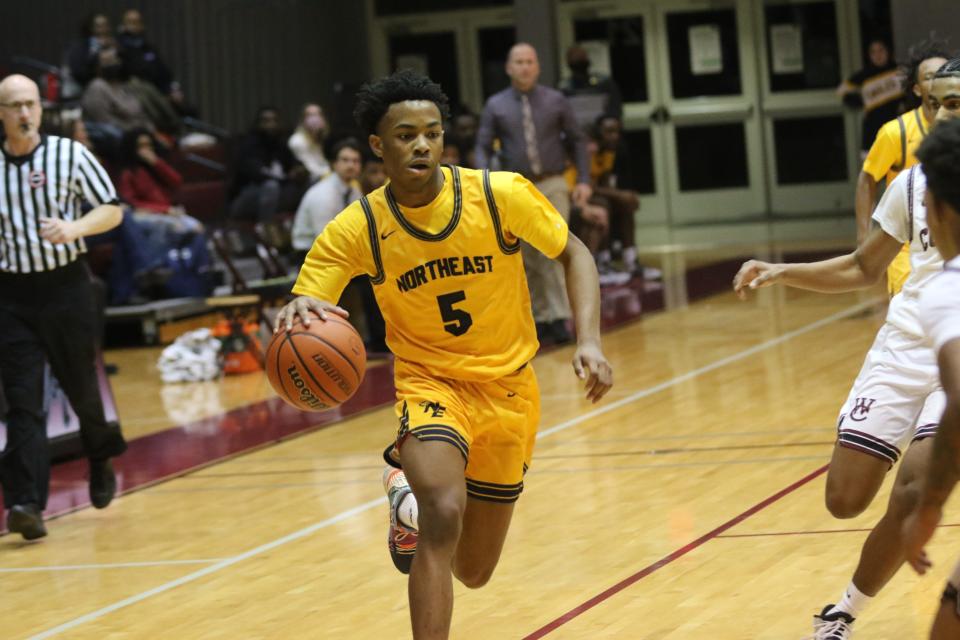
[506,392,517,397]
[380,230,396,240]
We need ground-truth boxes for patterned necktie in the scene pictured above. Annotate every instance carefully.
[521,94,543,176]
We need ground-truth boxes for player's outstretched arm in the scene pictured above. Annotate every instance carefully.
[556,234,613,403]
[274,296,349,333]
[903,340,960,574]
[733,225,902,299]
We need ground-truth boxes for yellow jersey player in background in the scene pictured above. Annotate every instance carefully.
[856,40,949,296]
[274,70,613,640]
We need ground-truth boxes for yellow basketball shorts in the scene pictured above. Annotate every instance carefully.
[887,243,911,297]
[391,358,540,503]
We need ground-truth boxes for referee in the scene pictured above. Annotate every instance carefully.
[0,74,127,540]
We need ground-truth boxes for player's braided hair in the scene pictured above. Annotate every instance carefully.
[916,118,960,214]
[901,38,953,96]
[353,69,451,137]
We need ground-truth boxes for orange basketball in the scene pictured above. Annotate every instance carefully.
[265,314,367,411]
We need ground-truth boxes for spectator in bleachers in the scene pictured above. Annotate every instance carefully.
[449,106,480,168]
[117,9,174,94]
[837,38,904,158]
[560,44,623,127]
[568,196,611,275]
[64,13,114,94]
[589,114,646,280]
[81,47,156,155]
[64,116,167,305]
[288,103,331,182]
[118,128,183,214]
[116,9,185,135]
[359,154,386,195]
[291,138,361,254]
[66,116,96,158]
[229,106,307,222]
[116,127,210,300]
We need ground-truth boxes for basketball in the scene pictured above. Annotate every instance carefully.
[265,314,367,411]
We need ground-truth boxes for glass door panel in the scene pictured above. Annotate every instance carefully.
[657,0,765,224]
[558,2,669,227]
[389,32,462,107]
[756,0,856,215]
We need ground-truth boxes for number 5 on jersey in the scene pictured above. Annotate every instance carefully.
[437,291,472,336]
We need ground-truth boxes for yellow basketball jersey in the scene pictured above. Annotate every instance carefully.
[862,107,932,184]
[293,165,568,382]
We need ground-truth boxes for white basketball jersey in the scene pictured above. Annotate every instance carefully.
[920,256,960,354]
[872,165,944,337]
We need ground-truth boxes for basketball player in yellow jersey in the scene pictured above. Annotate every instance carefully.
[275,70,613,640]
[856,41,949,295]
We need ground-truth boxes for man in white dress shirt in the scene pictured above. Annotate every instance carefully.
[291,138,362,254]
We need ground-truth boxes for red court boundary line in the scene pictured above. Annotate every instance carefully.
[716,522,960,539]
[522,464,829,640]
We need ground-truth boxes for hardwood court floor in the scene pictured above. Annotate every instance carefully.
[5,285,959,639]
[106,347,394,442]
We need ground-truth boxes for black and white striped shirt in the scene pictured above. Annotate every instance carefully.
[0,134,117,273]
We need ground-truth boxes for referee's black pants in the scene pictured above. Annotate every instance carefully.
[0,260,127,510]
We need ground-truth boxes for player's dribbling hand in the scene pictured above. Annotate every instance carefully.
[572,341,613,404]
[732,259,783,300]
[274,296,349,333]
[902,504,941,575]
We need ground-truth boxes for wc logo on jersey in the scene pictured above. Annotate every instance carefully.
[849,397,876,422]
[28,169,45,189]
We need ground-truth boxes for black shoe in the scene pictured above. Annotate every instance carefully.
[549,319,573,345]
[89,458,117,509]
[7,504,47,540]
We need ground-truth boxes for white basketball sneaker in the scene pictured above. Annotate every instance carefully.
[805,605,855,639]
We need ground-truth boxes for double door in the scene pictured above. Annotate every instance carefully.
[558,0,861,226]
[370,0,861,227]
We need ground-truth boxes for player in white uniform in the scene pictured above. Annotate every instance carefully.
[900,106,960,639]
[734,58,960,639]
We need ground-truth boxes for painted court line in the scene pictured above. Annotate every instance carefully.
[532,454,827,474]
[522,464,830,640]
[537,299,881,440]
[0,559,225,573]
[716,522,960,539]
[546,426,836,445]
[534,440,833,459]
[27,498,385,640]
[30,299,877,638]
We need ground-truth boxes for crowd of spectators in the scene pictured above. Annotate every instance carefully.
[13,11,655,351]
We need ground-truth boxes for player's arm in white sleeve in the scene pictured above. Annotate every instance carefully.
[733,171,910,297]
[902,276,960,573]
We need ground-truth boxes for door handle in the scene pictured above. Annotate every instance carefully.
[650,106,671,124]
